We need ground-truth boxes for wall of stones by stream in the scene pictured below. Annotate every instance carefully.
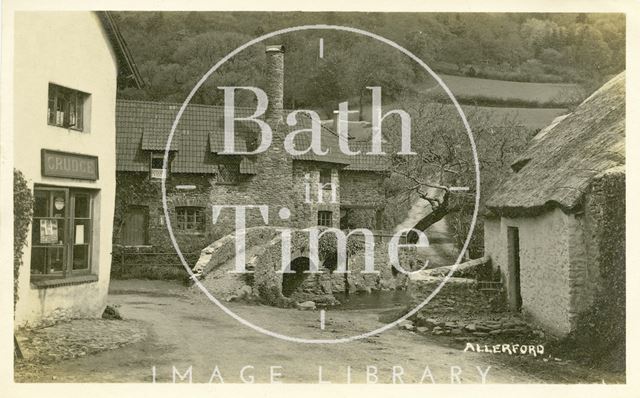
[192,227,424,307]
[287,244,416,305]
[404,273,541,339]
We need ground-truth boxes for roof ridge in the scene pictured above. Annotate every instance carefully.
[116,98,259,112]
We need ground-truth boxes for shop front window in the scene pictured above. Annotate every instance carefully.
[30,187,94,278]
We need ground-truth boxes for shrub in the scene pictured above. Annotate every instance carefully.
[13,169,33,310]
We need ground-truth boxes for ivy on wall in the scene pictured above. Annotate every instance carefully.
[113,172,161,240]
[13,169,33,310]
[563,171,625,370]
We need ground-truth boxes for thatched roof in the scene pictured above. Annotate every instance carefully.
[486,72,625,217]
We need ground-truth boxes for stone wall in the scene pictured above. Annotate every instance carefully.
[340,171,386,229]
[340,171,386,208]
[575,167,625,315]
[114,172,214,253]
[576,167,625,363]
[292,243,414,300]
[192,227,421,307]
[292,162,340,229]
[208,138,295,240]
[115,151,296,252]
[407,274,495,316]
[115,162,351,251]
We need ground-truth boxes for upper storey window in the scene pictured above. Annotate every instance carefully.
[47,83,89,131]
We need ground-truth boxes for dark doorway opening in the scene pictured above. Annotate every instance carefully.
[120,206,149,246]
[282,257,310,297]
[507,226,522,311]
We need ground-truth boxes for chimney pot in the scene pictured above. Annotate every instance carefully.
[266,44,285,53]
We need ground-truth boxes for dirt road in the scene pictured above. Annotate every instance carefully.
[13,280,600,384]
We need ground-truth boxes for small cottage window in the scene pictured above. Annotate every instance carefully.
[150,152,168,179]
[217,162,240,185]
[176,207,205,232]
[47,83,88,131]
[318,211,333,227]
[319,169,332,185]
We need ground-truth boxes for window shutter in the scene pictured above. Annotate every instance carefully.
[48,91,55,125]
[76,95,83,130]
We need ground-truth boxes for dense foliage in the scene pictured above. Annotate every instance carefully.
[14,169,33,309]
[115,12,625,110]
[560,172,626,371]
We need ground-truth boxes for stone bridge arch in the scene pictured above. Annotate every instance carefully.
[192,226,413,307]
[192,226,327,307]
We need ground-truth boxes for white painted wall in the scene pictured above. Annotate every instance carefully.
[484,208,578,336]
[13,12,118,327]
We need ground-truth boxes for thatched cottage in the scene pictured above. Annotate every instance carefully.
[484,72,625,336]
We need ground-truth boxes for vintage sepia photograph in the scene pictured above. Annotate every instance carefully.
[1,0,634,392]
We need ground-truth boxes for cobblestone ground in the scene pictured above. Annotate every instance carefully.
[15,319,148,366]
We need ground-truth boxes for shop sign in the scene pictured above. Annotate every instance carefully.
[41,150,98,180]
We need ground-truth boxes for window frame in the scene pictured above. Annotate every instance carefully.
[47,83,88,132]
[30,186,95,281]
[317,211,333,227]
[150,152,169,180]
[175,206,205,233]
[319,169,332,186]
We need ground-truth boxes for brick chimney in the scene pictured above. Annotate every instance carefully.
[265,45,285,123]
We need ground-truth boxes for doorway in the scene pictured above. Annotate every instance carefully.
[507,226,522,311]
[120,206,149,246]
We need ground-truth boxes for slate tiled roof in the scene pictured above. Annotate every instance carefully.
[286,112,351,165]
[343,142,392,172]
[142,128,179,151]
[208,131,255,154]
[116,99,390,173]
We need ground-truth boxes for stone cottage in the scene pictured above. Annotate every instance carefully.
[13,11,142,327]
[113,45,390,257]
[483,72,625,336]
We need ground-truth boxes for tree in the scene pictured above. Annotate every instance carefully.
[440,37,481,71]
[349,41,415,115]
[115,12,625,104]
[384,96,531,255]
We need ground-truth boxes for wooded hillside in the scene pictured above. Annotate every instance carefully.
[114,12,625,110]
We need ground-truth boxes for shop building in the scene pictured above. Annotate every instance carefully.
[13,11,142,327]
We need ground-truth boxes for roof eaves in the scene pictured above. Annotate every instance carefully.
[96,11,144,89]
